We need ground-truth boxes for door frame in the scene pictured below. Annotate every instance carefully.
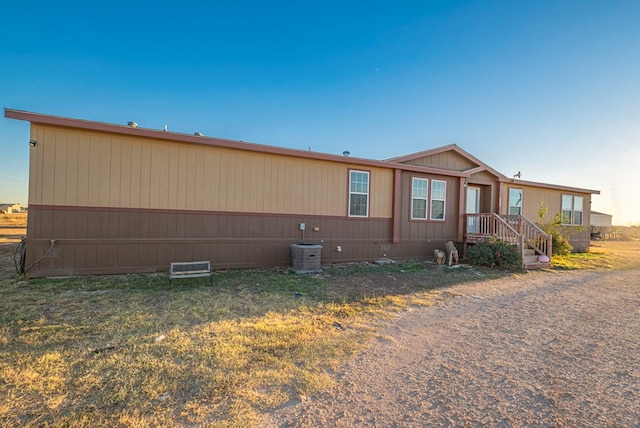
[466,186,481,233]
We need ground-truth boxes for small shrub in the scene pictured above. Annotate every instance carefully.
[467,239,522,269]
[551,230,573,256]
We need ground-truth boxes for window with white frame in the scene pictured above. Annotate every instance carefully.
[411,178,428,219]
[509,188,523,215]
[349,170,369,217]
[573,196,583,225]
[430,180,446,220]
[561,194,584,225]
[561,195,573,224]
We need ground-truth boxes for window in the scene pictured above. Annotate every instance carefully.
[509,188,523,215]
[349,170,369,217]
[574,196,583,225]
[430,180,446,220]
[561,194,573,225]
[561,195,584,225]
[411,178,428,219]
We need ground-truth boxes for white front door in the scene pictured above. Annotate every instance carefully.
[466,186,481,233]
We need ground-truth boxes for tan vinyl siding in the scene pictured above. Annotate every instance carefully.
[370,169,394,217]
[402,151,477,171]
[468,170,496,185]
[30,124,393,218]
[502,183,591,226]
[502,184,551,220]
[499,183,592,253]
[28,127,41,205]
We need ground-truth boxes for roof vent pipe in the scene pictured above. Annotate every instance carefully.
[127,121,138,128]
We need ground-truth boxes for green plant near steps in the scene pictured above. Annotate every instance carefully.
[550,230,573,256]
[466,238,522,269]
[536,201,574,256]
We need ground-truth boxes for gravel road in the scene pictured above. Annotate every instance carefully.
[264,268,640,427]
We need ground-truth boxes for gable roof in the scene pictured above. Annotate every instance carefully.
[387,144,508,180]
[388,143,599,195]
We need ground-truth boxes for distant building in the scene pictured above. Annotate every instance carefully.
[590,211,613,240]
[0,203,22,214]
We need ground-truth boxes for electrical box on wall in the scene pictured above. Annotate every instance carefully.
[299,223,306,231]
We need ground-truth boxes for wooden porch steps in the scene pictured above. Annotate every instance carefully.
[522,249,551,270]
[524,261,551,270]
[464,213,553,270]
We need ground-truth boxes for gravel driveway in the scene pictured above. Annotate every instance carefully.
[264,268,640,427]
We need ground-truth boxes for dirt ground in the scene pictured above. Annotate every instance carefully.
[263,268,640,427]
[2,214,639,426]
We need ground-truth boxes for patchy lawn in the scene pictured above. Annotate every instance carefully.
[1,238,637,427]
[552,241,640,270]
[0,255,499,427]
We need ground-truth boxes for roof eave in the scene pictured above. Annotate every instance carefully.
[501,177,600,195]
[4,108,467,178]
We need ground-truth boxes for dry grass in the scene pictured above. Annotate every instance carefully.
[0,214,27,224]
[0,261,455,427]
[552,241,640,270]
[0,213,27,243]
[1,225,638,426]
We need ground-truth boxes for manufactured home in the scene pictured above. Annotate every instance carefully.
[5,109,599,278]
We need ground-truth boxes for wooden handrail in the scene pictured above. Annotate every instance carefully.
[501,215,552,259]
[465,213,519,239]
[465,213,553,266]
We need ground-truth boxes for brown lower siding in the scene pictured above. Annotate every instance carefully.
[558,226,591,253]
[24,206,454,278]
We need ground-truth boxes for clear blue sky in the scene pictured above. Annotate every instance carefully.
[2,0,639,224]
